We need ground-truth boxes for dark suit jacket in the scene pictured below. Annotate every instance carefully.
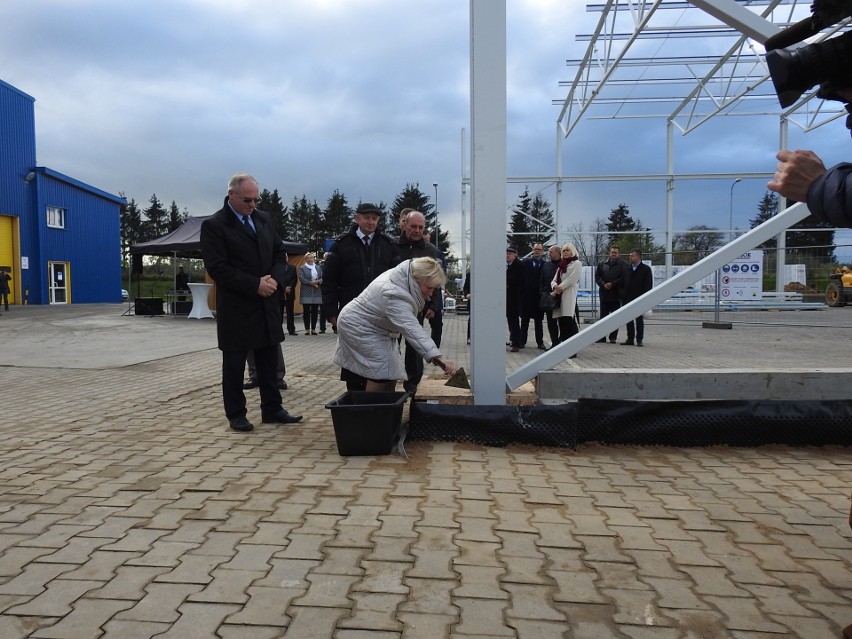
[506,258,524,316]
[200,202,288,352]
[595,258,626,301]
[622,262,653,303]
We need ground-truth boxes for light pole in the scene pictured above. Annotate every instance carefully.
[432,182,439,252]
[729,177,742,242]
[704,177,741,330]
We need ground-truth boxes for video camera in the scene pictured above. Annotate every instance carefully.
[765,0,852,108]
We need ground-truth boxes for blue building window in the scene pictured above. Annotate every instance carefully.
[47,206,66,229]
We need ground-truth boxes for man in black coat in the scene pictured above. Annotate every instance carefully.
[281,260,298,336]
[506,246,524,352]
[594,245,626,344]
[620,248,654,347]
[396,210,440,395]
[322,202,399,390]
[520,243,546,350]
[200,173,302,432]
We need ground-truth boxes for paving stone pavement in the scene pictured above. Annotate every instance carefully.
[0,304,850,638]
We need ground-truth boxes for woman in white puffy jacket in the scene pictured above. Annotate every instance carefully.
[550,243,582,344]
[334,257,457,392]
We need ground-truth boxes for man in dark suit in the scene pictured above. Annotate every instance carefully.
[281,260,298,336]
[506,246,524,352]
[594,245,626,344]
[322,202,399,390]
[200,173,302,432]
[520,243,546,350]
[621,248,654,347]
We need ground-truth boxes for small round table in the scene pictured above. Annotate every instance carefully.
[187,283,214,319]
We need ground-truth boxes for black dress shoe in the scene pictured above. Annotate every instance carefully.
[262,409,303,424]
[620,340,634,346]
[229,416,254,432]
[278,379,288,390]
[242,378,258,389]
[596,338,606,343]
[609,338,617,344]
[537,343,546,350]
[636,341,643,347]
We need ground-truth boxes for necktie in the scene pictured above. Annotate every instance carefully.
[363,236,370,247]
[242,215,256,238]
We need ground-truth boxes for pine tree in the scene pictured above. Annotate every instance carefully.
[529,193,555,248]
[323,190,353,251]
[508,188,533,253]
[260,189,288,241]
[167,201,185,232]
[119,196,143,263]
[141,194,168,241]
[750,192,778,249]
[606,203,636,248]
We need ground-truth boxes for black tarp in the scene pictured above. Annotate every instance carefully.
[130,215,309,258]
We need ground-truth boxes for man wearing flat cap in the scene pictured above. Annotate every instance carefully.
[322,202,400,390]
[506,246,524,352]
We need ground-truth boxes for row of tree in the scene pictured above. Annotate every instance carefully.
[119,183,451,264]
[506,188,836,268]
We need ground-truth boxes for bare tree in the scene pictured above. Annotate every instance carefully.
[568,218,609,266]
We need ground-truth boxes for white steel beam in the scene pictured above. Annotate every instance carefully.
[470,0,507,405]
[506,201,812,391]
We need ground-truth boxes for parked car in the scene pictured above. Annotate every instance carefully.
[121,289,129,301]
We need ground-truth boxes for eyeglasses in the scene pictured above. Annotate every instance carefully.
[241,197,261,204]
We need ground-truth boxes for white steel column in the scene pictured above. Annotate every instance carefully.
[665,120,675,277]
[470,0,507,405]
[776,116,789,292]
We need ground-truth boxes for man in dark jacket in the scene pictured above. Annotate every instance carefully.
[506,246,525,352]
[594,245,626,344]
[620,248,654,347]
[396,210,440,394]
[200,173,302,432]
[322,202,399,390]
[520,243,546,350]
[281,260,298,336]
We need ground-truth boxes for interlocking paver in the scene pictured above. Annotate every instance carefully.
[0,307,849,638]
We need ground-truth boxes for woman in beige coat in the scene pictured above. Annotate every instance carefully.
[550,243,582,346]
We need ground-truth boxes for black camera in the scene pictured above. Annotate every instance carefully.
[765,0,852,108]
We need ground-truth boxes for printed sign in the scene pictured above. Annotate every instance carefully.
[720,250,763,299]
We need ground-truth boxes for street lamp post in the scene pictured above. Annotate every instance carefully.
[432,182,439,252]
[704,177,741,330]
[729,177,742,242]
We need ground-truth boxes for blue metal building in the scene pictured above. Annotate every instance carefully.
[0,79,125,305]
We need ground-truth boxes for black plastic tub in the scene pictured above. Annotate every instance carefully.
[325,391,409,456]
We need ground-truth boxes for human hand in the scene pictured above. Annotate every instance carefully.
[257,275,278,297]
[425,309,435,319]
[767,149,826,203]
[431,357,457,375]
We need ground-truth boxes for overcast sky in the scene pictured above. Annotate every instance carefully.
[2,1,848,258]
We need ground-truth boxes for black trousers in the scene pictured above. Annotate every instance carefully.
[403,311,426,393]
[284,294,296,334]
[506,311,522,347]
[557,315,579,342]
[222,345,282,420]
[246,343,285,381]
[521,305,544,346]
[303,304,319,331]
[599,295,621,341]
[626,315,645,343]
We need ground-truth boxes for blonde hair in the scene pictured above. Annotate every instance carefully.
[561,242,578,257]
[305,252,315,259]
[410,257,446,289]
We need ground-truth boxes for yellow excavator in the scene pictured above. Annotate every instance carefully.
[826,266,852,307]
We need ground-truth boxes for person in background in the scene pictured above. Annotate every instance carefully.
[505,246,524,352]
[540,245,561,348]
[621,248,653,347]
[175,266,190,302]
[550,243,582,352]
[200,172,301,432]
[594,245,626,344]
[396,211,440,394]
[244,345,287,390]
[281,259,298,336]
[322,202,399,391]
[334,257,456,391]
[520,243,546,350]
[298,252,323,335]
[422,230,445,347]
[0,268,10,312]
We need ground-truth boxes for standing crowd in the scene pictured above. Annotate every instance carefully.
[503,242,654,355]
